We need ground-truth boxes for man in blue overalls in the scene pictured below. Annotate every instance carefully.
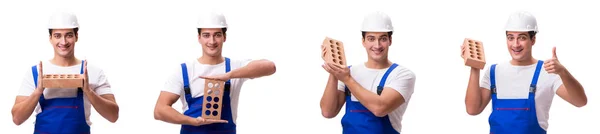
[153,11,277,134]
[320,11,417,134]
[11,11,120,134]
[462,11,588,134]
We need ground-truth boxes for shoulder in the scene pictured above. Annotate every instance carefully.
[226,57,252,67]
[391,64,416,79]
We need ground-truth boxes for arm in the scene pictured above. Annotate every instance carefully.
[11,92,42,125]
[319,74,346,118]
[341,78,408,117]
[84,91,119,123]
[228,59,276,79]
[556,69,587,107]
[464,68,491,115]
[153,91,197,125]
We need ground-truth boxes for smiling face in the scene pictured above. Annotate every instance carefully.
[362,32,391,62]
[198,28,227,57]
[506,31,536,63]
[49,28,78,58]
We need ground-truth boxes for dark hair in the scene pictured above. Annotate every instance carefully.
[197,28,228,35]
[506,31,537,39]
[362,31,393,39]
[48,28,79,37]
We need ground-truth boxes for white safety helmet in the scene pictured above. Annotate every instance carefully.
[196,11,228,28]
[47,11,79,29]
[504,11,538,32]
[361,11,393,32]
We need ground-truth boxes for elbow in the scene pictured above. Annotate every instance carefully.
[466,108,481,116]
[574,100,587,108]
[263,60,276,75]
[371,106,390,117]
[321,111,337,119]
[108,116,118,123]
[154,107,162,120]
[12,116,24,126]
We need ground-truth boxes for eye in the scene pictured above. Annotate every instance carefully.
[202,34,210,38]
[507,36,514,40]
[380,37,388,42]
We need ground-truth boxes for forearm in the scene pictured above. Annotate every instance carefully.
[84,91,119,122]
[320,74,343,118]
[342,78,385,113]
[154,105,195,125]
[559,69,587,107]
[11,92,42,125]
[465,68,483,115]
[229,59,276,79]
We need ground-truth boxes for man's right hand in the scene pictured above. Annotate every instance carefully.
[188,117,228,126]
[33,61,44,95]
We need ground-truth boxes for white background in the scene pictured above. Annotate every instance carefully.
[1,0,598,133]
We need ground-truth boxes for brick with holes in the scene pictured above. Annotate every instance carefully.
[42,74,84,88]
[201,79,227,120]
[321,37,347,67]
[462,38,486,69]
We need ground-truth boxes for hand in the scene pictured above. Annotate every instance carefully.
[34,61,44,95]
[544,47,566,75]
[82,60,92,93]
[198,73,231,82]
[189,117,228,126]
[322,62,351,82]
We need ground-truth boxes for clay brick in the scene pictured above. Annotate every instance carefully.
[462,38,486,69]
[202,79,226,120]
[42,74,84,88]
[321,37,347,67]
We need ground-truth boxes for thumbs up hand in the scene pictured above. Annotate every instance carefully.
[543,47,566,75]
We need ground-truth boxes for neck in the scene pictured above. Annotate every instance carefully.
[51,55,80,67]
[510,56,537,66]
[365,58,392,69]
[198,54,224,65]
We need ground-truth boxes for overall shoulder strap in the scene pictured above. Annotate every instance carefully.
[490,64,497,94]
[376,63,399,95]
[529,60,544,93]
[32,65,38,88]
[181,63,191,95]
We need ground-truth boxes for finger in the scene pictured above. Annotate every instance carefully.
[207,119,228,123]
[552,46,557,59]
[39,61,43,75]
[547,69,556,74]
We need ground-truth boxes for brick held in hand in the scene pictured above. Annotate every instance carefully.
[42,74,84,88]
[462,38,486,70]
[202,79,226,120]
[321,37,347,67]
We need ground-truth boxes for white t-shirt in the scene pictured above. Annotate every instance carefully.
[163,58,252,124]
[479,61,563,131]
[337,63,416,133]
[17,60,113,126]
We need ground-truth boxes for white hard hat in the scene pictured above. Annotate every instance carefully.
[361,11,393,32]
[47,11,79,29]
[196,11,228,28]
[504,11,538,32]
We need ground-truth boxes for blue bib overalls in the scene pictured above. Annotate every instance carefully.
[488,60,546,134]
[180,57,236,134]
[31,60,89,134]
[341,63,400,134]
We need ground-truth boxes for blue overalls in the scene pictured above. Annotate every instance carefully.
[488,60,546,134]
[31,60,89,134]
[341,63,400,134]
[180,57,236,134]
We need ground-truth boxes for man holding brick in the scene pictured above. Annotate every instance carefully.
[11,11,120,133]
[153,11,276,134]
[319,11,416,134]
[462,11,588,134]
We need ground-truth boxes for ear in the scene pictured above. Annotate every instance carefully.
[197,34,202,44]
[75,33,79,42]
[531,36,536,46]
[362,38,367,47]
[223,34,227,42]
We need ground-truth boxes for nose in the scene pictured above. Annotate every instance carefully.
[208,36,216,45]
[59,37,66,45]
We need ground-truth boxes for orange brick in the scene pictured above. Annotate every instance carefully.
[321,37,347,67]
[463,38,486,69]
[202,79,226,120]
[42,74,84,88]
